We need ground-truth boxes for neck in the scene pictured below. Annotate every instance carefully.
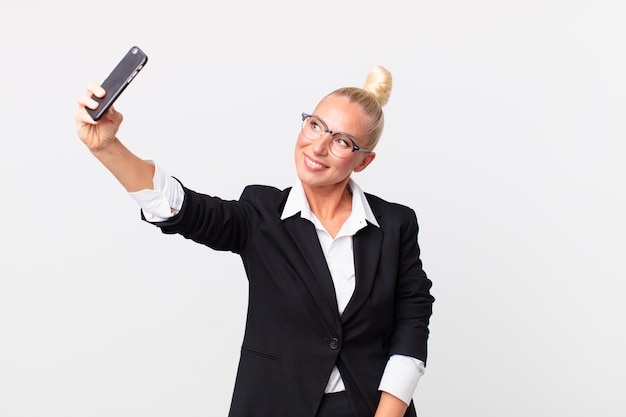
[302,178,353,237]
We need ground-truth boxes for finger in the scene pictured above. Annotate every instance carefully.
[107,105,124,125]
[86,82,106,98]
[77,93,99,111]
[75,106,97,125]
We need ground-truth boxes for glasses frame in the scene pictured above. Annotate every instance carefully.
[301,113,372,158]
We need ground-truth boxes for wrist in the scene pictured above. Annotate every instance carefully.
[374,391,408,417]
[89,137,121,157]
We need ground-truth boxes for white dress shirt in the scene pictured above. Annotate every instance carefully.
[129,162,425,405]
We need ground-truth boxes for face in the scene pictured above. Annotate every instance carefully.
[294,95,376,192]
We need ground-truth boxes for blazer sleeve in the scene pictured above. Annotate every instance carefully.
[144,184,269,254]
[389,208,435,365]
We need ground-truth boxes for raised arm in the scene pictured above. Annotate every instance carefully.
[76,83,154,192]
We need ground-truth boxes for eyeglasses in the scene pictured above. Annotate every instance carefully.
[301,113,372,158]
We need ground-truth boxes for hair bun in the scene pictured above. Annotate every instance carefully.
[363,65,392,107]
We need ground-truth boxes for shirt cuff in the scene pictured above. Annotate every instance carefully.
[128,161,184,222]
[377,355,425,406]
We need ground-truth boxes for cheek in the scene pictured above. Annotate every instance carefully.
[295,132,309,150]
[345,155,367,172]
[294,134,307,162]
[332,156,358,173]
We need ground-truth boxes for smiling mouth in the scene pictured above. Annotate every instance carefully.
[304,154,329,170]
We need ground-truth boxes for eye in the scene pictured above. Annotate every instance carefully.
[308,119,323,133]
[333,135,352,149]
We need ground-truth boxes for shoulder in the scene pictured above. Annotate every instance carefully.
[241,184,291,199]
[364,193,423,244]
[240,184,292,212]
[365,192,417,220]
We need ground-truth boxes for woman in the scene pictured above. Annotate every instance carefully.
[76,65,434,417]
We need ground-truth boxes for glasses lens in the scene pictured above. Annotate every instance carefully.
[329,135,354,158]
[302,116,324,141]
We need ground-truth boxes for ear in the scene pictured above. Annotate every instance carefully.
[353,152,376,173]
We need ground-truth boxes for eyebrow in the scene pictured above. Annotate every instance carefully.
[312,114,358,142]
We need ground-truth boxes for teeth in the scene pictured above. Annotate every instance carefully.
[306,156,326,169]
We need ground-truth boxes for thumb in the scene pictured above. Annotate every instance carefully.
[108,105,124,126]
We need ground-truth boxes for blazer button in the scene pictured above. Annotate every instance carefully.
[328,338,340,350]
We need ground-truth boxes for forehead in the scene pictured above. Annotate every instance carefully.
[313,95,369,139]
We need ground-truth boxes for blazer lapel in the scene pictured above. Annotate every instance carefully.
[341,221,383,323]
[283,216,342,331]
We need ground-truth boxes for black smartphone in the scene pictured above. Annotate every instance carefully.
[87,46,148,121]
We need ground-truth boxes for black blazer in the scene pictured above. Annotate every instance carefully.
[150,184,434,417]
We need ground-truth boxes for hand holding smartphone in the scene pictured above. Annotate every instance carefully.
[87,46,148,121]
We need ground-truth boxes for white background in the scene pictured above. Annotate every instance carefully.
[1,1,625,416]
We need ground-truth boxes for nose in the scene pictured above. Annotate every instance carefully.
[311,132,330,155]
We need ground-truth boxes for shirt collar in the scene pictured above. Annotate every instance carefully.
[281,179,380,228]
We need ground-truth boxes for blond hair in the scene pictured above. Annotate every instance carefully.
[325,65,392,149]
